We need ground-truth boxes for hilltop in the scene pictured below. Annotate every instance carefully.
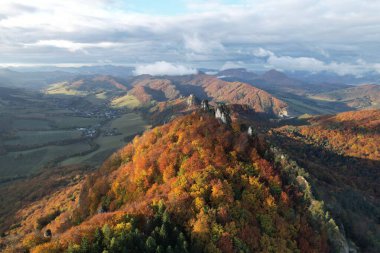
[45,76,129,96]
[1,112,349,252]
[45,74,288,117]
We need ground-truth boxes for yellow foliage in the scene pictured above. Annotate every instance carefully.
[31,241,61,253]
[265,195,276,208]
[22,233,46,249]
[114,222,132,233]
[193,211,210,236]
[248,176,261,189]
[194,197,205,211]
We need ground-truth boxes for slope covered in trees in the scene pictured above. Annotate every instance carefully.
[2,113,343,252]
[278,110,380,160]
[81,74,288,116]
[44,73,288,117]
[172,75,288,116]
[272,109,380,252]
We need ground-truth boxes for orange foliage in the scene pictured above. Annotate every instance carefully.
[296,110,380,160]
[15,113,329,252]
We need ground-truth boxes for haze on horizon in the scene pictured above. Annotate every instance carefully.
[1,0,380,76]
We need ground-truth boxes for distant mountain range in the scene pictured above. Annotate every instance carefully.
[1,66,379,115]
[217,68,351,95]
[217,68,380,86]
[216,68,380,114]
[0,68,76,89]
[287,70,380,85]
[5,65,134,78]
[0,66,134,89]
[46,74,288,117]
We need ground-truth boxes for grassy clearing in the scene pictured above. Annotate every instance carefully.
[111,94,141,109]
[277,93,350,116]
[308,95,337,102]
[62,135,125,166]
[12,118,52,130]
[0,107,72,118]
[5,130,82,146]
[51,116,101,129]
[84,92,110,105]
[0,142,92,178]
[110,113,148,132]
[45,83,87,96]
[282,97,335,115]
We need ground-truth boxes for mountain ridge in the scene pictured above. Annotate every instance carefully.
[46,74,288,117]
[2,112,343,252]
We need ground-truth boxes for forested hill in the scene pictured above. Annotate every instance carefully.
[2,111,352,253]
[272,109,380,252]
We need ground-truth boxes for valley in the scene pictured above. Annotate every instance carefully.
[0,69,379,253]
[0,86,150,182]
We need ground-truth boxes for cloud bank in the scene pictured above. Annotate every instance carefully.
[0,0,379,75]
[253,48,379,76]
[134,61,197,76]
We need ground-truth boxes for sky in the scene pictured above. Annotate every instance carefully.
[1,0,380,76]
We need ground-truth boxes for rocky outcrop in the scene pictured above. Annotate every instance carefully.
[187,94,199,107]
[173,75,287,116]
[215,104,231,124]
[278,108,289,118]
[248,126,256,137]
[201,99,210,111]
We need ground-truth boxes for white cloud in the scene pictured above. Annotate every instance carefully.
[253,48,274,58]
[0,0,380,71]
[133,61,198,76]
[220,61,245,70]
[26,40,124,52]
[183,34,224,54]
[0,62,102,68]
[254,48,379,76]
[316,48,330,58]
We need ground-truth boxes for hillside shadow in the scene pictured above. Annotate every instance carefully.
[175,84,211,100]
[143,86,168,102]
[272,133,380,251]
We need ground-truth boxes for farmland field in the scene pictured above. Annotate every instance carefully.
[0,88,150,181]
[111,94,141,109]
[110,112,148,132]
[274,93,351,115]
[5,130,83,146]
[12,118,52,130]
[0,142,93,179]
[61,112,150,166]
[44,82,87,96]
[51,116,101,129]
